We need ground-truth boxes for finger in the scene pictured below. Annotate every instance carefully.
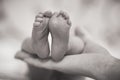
[23,53,92,77]
[23,54,73,71]
[15,51,38,60]
[24,54,84,72]
[24,57,54,70]
[15,51,31,60]
[18,51,110,80]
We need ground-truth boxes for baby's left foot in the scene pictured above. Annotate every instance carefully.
[49,11,71,61]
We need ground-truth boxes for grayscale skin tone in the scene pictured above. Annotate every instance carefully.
[49,11,72,61]
[21,11,85,61]
[32,11,50,59]
[16,11,111,80]
[16,24,111,80]
[16,0,120,80]
[16,25,118,80]
[22,11,52,59]
[49,11,85,61]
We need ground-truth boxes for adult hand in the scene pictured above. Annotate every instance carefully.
[15,49,117,80]
[15,27,120,80]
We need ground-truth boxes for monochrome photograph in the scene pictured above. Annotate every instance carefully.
[0,0,120,80]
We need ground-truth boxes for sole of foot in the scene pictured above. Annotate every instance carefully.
[32,11,52,59]
[49,11,71,61]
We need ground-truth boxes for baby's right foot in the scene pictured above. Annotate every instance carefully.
[32,11,52,58]
[49,11,71,61]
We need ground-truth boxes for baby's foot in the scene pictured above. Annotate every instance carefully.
[49,11,71,61]
[32,11,52,58]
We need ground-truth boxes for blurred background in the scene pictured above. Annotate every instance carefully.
[0,0,120,80]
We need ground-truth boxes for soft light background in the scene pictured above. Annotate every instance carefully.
[0,0,120,80]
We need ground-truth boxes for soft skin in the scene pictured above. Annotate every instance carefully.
[15,24,117,80]
[22,11,52,59]
[16,0,120,79]
[49,11,71,61]
[21,11,85,61]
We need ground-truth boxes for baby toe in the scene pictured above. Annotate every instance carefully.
[44,11,53,18]
[33,22,40,27]
[36,12,44,18]
[35,17,43,22]
[60,10,69,19]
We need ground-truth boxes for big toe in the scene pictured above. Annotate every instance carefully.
[52,12,59,18]
[44,11,53,18]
